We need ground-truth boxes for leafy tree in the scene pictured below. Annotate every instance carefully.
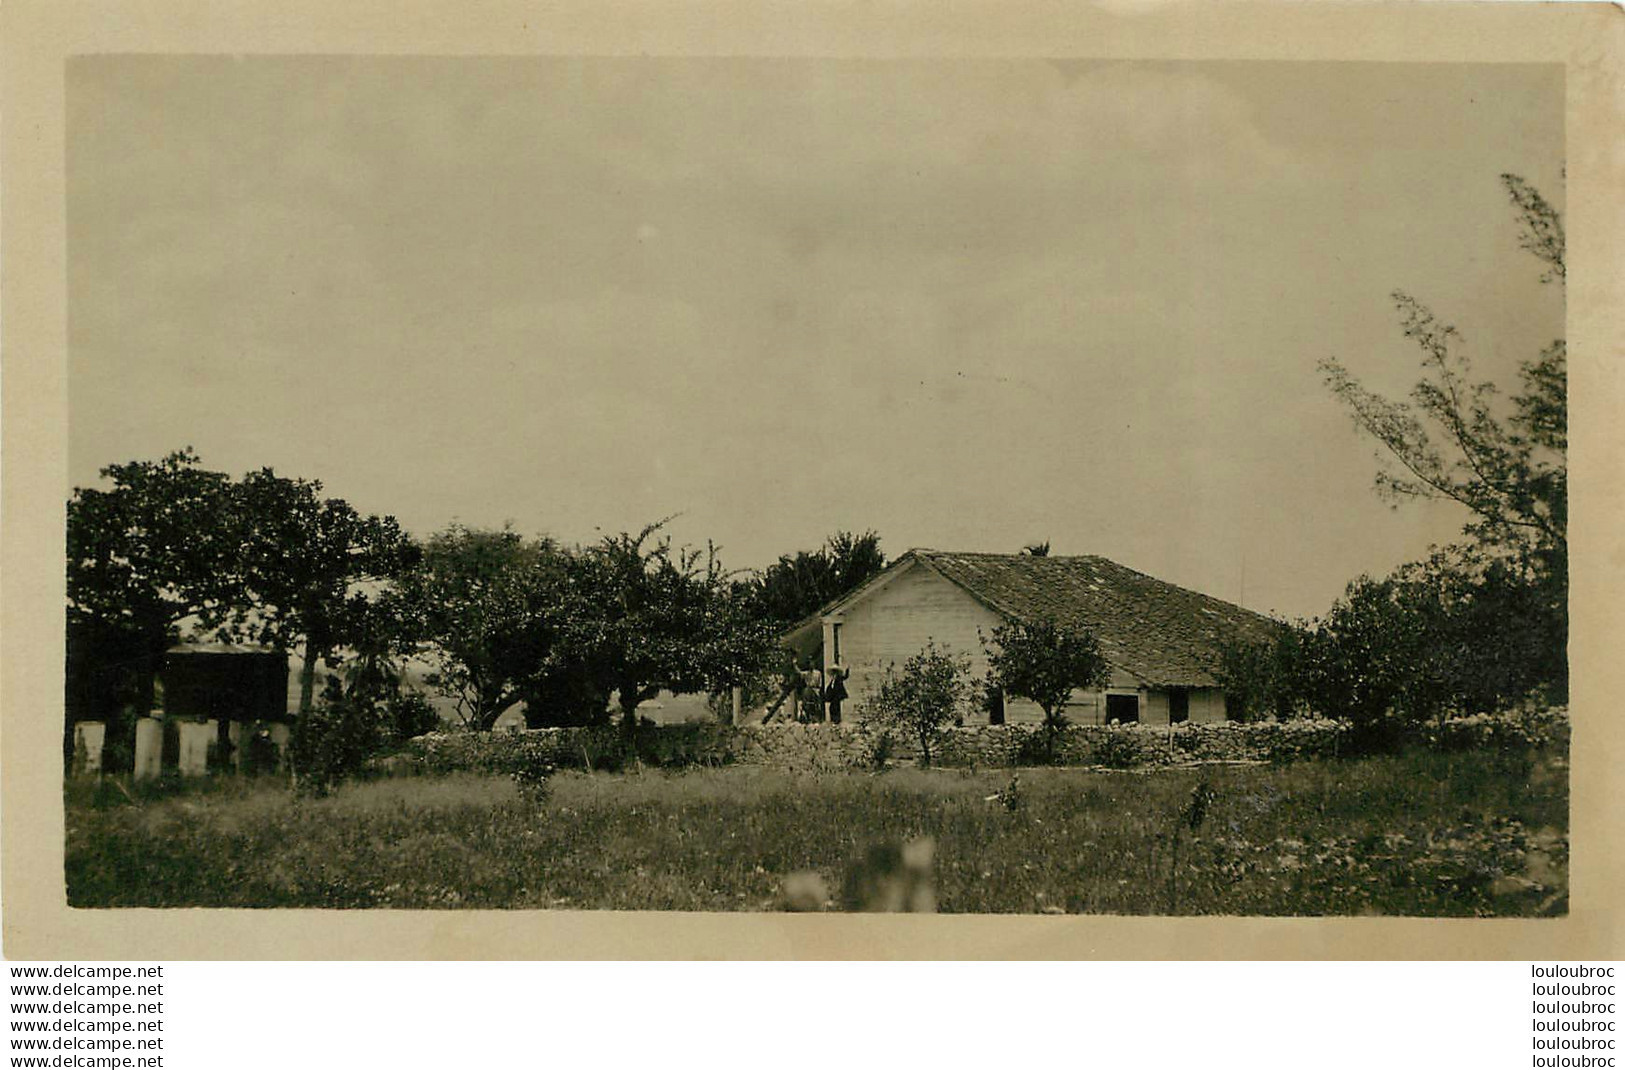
[1215,626,1308,722]
[1421,543,1567,708]
[864,640,971,767]
[982,617,1109,762]
[397,525,572,730]
[333,592,443,741]
[225,468,417,714]
[66,449,246,762]
[1304,546,1564,734]
[335,587,425,701]
[750,530,886,625]
[1296,574,1453,746]
[66,449,421,770]
[1318,173,1567,708]
[568,522,778,733]
[1228,542,1569,748]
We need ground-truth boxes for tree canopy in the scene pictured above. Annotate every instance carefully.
[395,525,571,731]
[227,467,418,712]
[1219,173,1571,733]
[395,520,778,732]
[982,616,1109,761]
[749,530,886,625]
[67,449,241,645]
[66,449,245,754]
[568,522,778,731]
[66,449,418,768]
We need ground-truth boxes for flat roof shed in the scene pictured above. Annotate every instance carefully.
[162,642,290,723]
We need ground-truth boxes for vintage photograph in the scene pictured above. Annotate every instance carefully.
[62,56,1568,916]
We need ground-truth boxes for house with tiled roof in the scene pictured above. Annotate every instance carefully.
[816,549,1283,726]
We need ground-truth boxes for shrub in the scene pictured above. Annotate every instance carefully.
[862,641,971,767]
[403,722,748,775]
[1013,727,1057,767]
[863,724,896,770]
[1414,704,1569,753]
[289,683,389,795]
[408,726,597,775]
[1215,629,1308,722]
[387,691,442,743]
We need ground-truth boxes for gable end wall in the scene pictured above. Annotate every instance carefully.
[826,563,1230,727]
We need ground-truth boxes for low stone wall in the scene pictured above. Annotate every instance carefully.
[402,722,881,774]
[732,724,885,771]
[398,706,1568,776]
[926,719,1354,767]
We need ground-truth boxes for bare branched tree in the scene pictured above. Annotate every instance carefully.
[1319,173,1566,562]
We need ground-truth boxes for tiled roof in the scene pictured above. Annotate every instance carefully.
[904,550,1283,687]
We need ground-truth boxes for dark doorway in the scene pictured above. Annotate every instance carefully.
[985,687,1006,726]
[1105,693,1138,724]
[1169,688,1190,724]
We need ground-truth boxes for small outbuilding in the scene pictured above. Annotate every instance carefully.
[162,642,290,724]
[815,549,1282,726]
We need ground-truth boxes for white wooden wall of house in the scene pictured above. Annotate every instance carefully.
[1187,689,1227,724]
[824,560,1003,721]
[1004,684,1226,725]
[824,560,1230,727]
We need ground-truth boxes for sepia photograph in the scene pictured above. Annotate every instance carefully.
[52,52,1579,921]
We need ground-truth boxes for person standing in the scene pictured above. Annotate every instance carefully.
[823,666,848,725]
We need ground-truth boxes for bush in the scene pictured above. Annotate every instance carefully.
[861,641,971,767]
[387,691,442,743]
[407,727,592,775]
[1013,727,1057,767]
[1215,630,1308,722]
[1413,704,1569,754]
[403,722,746,775]
[289,687,388,796]
[862,724,896,770]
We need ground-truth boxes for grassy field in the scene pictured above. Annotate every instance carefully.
[65,747,1567,915]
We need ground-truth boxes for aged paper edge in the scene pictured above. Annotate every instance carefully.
[3,0,1621,961]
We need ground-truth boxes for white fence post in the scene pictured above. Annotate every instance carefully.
[73,721,106,775]
[133,717,163,780]
[177,720,213,776]
[227,720,246,771]
[268,723,292,771]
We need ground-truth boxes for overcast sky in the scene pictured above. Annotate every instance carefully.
[67,57,1564,620]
